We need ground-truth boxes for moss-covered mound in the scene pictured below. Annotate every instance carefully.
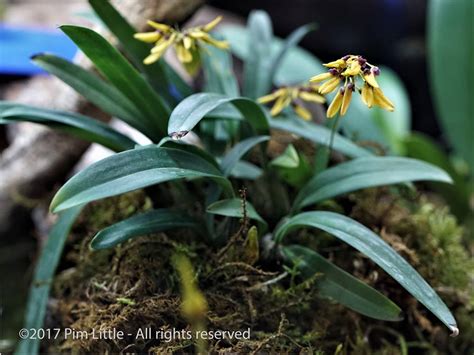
[44,189,473,354]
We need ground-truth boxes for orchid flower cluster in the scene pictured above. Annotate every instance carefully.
[5,4,459,349]
[259,55,395,120]
[135,16,229,75]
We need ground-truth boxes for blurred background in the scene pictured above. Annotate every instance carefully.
[0,0,472,351]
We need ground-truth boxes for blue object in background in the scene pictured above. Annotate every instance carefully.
[0,25,77,76]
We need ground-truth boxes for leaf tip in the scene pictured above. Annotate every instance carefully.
[449,325,459,337]
[89,233,104,250]
[30,53,46,61]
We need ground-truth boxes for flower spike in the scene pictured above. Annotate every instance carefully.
[134,16,229,75]
[258,84,326,121]
[310,55,395,118]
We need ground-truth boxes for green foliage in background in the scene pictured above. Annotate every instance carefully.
[1,2,468,353]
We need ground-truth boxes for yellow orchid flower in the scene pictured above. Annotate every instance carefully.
[310,55,394,118]
[258,84,325,121]
[327,89,344,118]
[134,16,229,75]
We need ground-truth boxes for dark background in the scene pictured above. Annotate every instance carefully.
[211,0,442,143]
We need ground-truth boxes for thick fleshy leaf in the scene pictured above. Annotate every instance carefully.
[15,206,83,355]
[200,42,240,147]
[0,104,136,152]
[405,132,471,219]
[202,42,239,96]
[91,209,198,249]
[341,67,411,155]
[270,144,300,168]
[228,160,263,180]
[274,211,458,334]
[31,54,150,134]
[269,115,372,158]
[294,156,453,210]
[217,24,323,86]
[207,198,267,232]
[168,93,269,137]
[51,147,233,212]
[160,140,220,170]
[60,25,170,139]
[428,0,473,172]
[268,23,316,84]
[242,10,273,98]
[282,245,402,321]
[220,135,269,176]
[88,0,192,103]
[271,144,312,188]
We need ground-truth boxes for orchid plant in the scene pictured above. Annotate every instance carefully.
[2,0,459,341]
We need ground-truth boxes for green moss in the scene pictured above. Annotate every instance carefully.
[45,187,473,354]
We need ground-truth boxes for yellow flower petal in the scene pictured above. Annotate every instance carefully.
[134,31,161,43]
[188,30,207,39]
[340,86,353,115]
[183,49,201,76]
[270,95,291,116]
[373,88,395,111]
[323,59,346,68]
[327,90,343,118]
[298,91,326,104]
[318,77,341,95]
[293,104,312,120]
[343,60,361,76]
[147,20,171,32]
[151,33,176,54]
[364,71,380,88]
[361,84,374,108]
[143,52,162,65]
[258,89,284,104]
[202,16,223,32]
[175,42,193,63]
[310,72,333,83]
[183,35,193,49]
[199,34,229,49]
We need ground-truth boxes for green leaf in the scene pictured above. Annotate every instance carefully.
[428,0,474,172]
[160,140,220,170]
[404,132,471,219]
[91,209,198,249]
[228,160,263,180]
[51,147,233,212]
[15,206,83,355]
[202,42,239,96]
[274,211,457,333]
[243,10,273,98]
[0,104,136,152]
[31,54,150,134]
[271,144,300,168]
[341,67,411,155]
[294,157,452,210]
[282,245,402,321]
[271,144,312,188]
[270,114,372,158]
[168,93,269,137]
[88,0,192,103]
[60,25,170,139]
[221,135,269,176]
[269,23,316,85]
[217,24,323,86]
[207,198,267,232]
